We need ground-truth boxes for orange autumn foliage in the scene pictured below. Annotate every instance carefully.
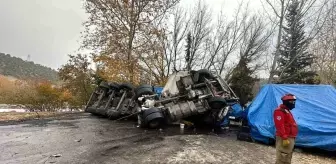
[83,0,179,86]
[94,56,141,85]
[0,76,75,111]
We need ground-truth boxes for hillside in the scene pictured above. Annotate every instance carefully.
[0,53,58,81]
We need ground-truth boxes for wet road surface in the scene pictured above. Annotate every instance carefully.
[0,113,335,164]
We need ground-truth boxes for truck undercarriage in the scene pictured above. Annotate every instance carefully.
[85,69,242,130]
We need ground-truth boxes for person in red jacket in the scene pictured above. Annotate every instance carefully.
[273,93,298,164]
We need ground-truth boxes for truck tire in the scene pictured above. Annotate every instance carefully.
[99,81,110,88]
[135,85,154,99]
[208,97,227,109]
[142,108,165,129]
[108,82,120,90]
[119,83,134,91]
[119,83,135,98]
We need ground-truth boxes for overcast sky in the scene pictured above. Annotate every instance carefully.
[0,0,262,70]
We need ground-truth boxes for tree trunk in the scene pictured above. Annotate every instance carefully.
[268,2,285,83]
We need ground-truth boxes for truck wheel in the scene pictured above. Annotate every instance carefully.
[136,84,153,90]
[119,83,135,98]
[135,85,154,99]
[142,108,165,129]
[208,97,227,109]
[108,82,120,90]
[99,81,110,88]
[119,83,134,91]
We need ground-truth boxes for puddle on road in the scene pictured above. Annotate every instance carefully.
[22,119,79,129]
[105,119,241,139]
[141,124,237,138]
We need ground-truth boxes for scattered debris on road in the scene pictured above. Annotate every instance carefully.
[52,154,62,158]
[75,139,82,142]
[0,112,334,164]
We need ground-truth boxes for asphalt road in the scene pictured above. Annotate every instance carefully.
[0,113,335,164]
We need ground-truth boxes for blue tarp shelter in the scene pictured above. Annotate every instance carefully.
[247,84,336,151]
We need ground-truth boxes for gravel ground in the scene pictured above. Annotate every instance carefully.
[0,113,334,164]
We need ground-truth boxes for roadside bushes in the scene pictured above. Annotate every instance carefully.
[0,76,78,111]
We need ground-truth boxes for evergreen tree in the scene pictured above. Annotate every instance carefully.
[185,32,192,71]
[229,57,259,107]
[277,0,318,84]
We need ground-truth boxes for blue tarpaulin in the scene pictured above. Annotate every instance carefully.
[247,84,336,151]
[220,102,245,126]
[153,86,163,96]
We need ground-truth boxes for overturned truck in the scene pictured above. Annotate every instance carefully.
[85,69,240,129]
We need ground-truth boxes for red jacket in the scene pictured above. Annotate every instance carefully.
[273,104,298,139]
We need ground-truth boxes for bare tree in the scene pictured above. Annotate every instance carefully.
[203,1,248,76]
[202,10,233,71]
[226,13,274,81]
[216,2,247,75]
[138,4,192,85]
[240,16,274,71]
[186,0,213,70]
[311,0,336,84]
[81,0,179,84]
[198,1,274,78]
[163,5,190,74]
[226,13,274,106]
[138,0,212,84]
[261,0,290,83]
